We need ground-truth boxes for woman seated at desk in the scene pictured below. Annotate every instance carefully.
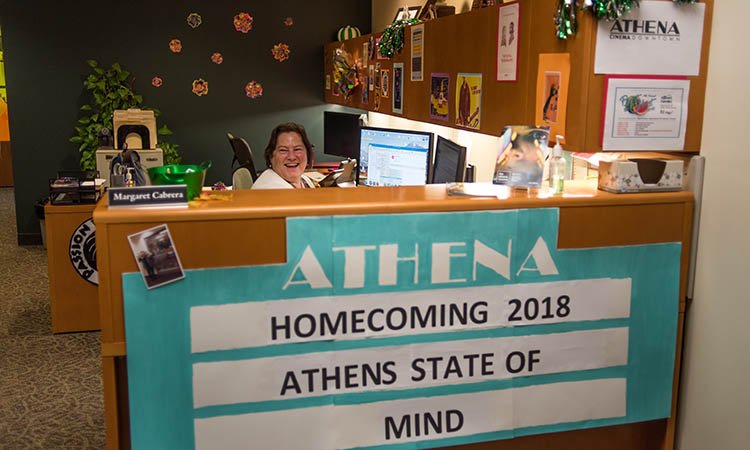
[252,122,317,189]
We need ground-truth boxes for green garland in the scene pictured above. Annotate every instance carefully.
[587,0,640,21]
[555,0,579,40]
[378,18,420,59]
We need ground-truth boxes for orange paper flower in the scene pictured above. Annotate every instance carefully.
[151,77,163,88]
[284,17,294,27]
[245,81,263,99]
[192,78,209,96]
[169,39,182,53]
[233,12,253,33]
[272,43,291,62]
[211,52,223,64]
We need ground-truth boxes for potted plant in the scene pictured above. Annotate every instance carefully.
[70,60,180,170]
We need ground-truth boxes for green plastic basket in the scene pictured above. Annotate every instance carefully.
[147,161,212,200]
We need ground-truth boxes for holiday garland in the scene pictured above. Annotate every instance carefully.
[378,18,421,59]
[555,0,700,40]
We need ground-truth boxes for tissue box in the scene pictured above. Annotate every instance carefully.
[598,158,683,193]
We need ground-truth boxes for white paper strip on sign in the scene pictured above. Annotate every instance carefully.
[190,278,631,353]
[192,328,628,407]
[193,378,626,450]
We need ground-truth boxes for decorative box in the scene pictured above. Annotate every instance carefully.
[598,158,683,193]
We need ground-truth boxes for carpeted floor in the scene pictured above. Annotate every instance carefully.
[0,188,105,449]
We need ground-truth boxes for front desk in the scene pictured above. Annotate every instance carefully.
[94,183,693,450]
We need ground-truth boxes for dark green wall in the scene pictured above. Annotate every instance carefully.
[1,0,370,244]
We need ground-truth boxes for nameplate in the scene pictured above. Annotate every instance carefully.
[108,185,188,208]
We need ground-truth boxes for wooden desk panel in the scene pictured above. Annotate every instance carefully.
[95,183,693,450]
[45,203,99,333]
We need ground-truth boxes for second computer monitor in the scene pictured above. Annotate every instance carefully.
[324,111,362,159]
[358,126,434,186]
[430,135,467,184]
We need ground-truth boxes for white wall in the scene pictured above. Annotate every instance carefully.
[677,2,750,450]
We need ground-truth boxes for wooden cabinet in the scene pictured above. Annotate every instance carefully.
[45,203,100,333]
[324,0,714,152]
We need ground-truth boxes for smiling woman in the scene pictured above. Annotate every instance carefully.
[252,122,317,189]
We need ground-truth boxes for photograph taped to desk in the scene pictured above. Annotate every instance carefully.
[128,224,185,289]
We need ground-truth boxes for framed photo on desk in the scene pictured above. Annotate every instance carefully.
[393,6,420,22]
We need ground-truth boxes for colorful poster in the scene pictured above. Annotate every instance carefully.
[380,69,389,98]
[123,209,681,450]
[361,77,369,104]
[430,73,450,121]
[497,2,520,82]
[455,73,481,129]
[363,42,369,69]
[535,53,570,141]
[595,1,705,76]
[411,24,424,82]
[368,65,375,91]
[393,63,404,114]
[602,76,690,151]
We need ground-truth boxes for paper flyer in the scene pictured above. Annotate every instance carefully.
[380,69,389,98]
[393,63,404,114]
[455,73,481,130]
[602,76,690,151]
[497,2,520,82]
[411,24,424,82]
[594,1,705,76]
[430,73,450,121]
[535,53,570,141]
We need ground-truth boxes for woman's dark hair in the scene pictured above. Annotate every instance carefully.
[263,122,314,168]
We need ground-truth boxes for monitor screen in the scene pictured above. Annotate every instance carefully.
[358,127,434,186]
[431,135,467,184]
[324,111,361,159]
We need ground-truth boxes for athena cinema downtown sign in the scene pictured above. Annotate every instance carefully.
[122,209,681,450]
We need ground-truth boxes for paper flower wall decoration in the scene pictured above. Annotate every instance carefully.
[284,17,294,27]
[187,13,202,29]
[192,78,209,96]
[169,39,182,53]
[234,12,254,33]
[272,43,291,62]
[151,77,163,88]
[211,52,224,64]
[245,81,263,99]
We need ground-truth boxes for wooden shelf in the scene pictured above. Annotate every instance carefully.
[324,0,714,152]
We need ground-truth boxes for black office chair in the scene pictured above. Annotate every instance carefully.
[227,133,259,189]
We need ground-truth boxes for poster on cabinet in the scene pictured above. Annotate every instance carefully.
[430,73,450,121]
[535,53,570,140]
[411,24,424,82]
[594,1,705,76]
[497,2,520,82]
[455,73,481,130]
[393,63,403,114]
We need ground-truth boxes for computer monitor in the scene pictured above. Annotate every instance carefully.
[324,111,362,159]
[430,135,467,184]
[358,126,434,186]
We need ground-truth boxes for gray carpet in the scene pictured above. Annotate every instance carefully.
[0,188,105,449]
